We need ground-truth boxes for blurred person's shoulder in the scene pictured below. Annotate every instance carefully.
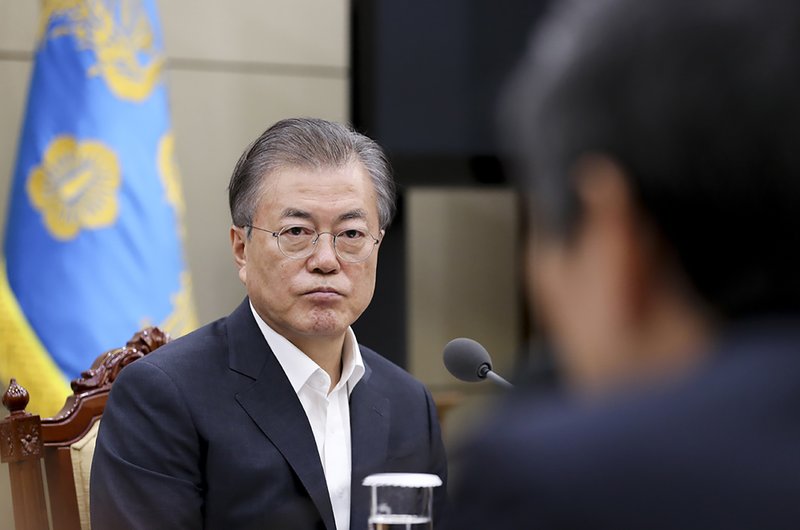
[451,317,800,527]
[472,316,800,449]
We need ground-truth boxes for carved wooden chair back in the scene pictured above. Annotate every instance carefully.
[1,327,170,530]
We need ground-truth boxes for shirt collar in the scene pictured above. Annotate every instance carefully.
[250,301,365,396]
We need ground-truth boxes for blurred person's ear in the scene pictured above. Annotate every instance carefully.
[530,155,710,395]
[573,154,652,324]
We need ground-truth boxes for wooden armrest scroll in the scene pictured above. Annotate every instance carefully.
[45,326,171,437]
[70,326,171,394]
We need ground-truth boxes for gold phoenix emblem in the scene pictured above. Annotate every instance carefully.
[39,0,164,102]
[159,271,199,338]
[157,132,187,236]
[27,136,121,240]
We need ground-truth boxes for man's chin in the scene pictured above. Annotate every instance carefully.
[297,311,351,338]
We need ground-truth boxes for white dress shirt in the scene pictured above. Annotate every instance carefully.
[250,302,365,530]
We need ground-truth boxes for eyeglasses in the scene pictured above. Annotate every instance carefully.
[245,224,381,263]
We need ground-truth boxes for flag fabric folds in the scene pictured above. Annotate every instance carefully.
[1,0,198,416]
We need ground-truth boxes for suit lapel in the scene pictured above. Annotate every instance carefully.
[227,300,336,530]
[349,359,390,530]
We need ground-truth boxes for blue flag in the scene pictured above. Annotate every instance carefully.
[1,0,197,416]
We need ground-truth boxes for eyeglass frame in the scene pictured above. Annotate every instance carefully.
[243,224,382,263]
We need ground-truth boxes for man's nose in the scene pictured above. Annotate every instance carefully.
[307,232,340,272]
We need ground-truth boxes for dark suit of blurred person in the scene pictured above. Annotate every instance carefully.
[446,0,800,528]
[90,119,447,530]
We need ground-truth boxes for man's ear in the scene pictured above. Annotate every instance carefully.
[230,225,247,284]
[369,229,385,260]
[574,154,656,322]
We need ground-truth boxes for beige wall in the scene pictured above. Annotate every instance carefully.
[408,188,520,389]
[407,189,521,445]
[0,1,349,527]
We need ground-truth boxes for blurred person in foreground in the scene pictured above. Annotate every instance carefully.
[91,118,447,530]
[446,0,800,528]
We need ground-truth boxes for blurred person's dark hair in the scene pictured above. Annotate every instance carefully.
[501,0,800,320]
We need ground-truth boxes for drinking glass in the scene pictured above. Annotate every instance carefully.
[363,473,442,530]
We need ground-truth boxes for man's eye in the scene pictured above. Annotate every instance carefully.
[284,226,312,237]
[341,229,365,239]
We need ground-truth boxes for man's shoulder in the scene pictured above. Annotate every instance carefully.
[127,316,230,376]
[359,344,427,391]
[359,344,417,378]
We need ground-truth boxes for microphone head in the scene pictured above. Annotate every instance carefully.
[443,338,492,383]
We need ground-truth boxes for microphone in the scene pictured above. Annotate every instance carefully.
[443,338,514,389]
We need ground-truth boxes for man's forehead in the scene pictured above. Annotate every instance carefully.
[254,163,379,221]
[259,162,371,191]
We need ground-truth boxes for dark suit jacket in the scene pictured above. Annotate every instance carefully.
[446,317,800,529]
[90,299,447,530]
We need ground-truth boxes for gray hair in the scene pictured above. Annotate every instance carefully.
[228,117,396,231]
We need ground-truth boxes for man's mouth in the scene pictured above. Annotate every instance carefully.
[303,287,344,300]
[305,287,341,294]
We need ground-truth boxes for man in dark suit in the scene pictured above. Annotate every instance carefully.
[91,118,447,529]
[447,0,800,528]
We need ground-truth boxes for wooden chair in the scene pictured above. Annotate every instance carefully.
[1,327,171,530]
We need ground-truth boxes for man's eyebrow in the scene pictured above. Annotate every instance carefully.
[278,208,368,223]
[279,208,312,220]
[339,209,367,222]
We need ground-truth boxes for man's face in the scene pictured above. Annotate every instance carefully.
[528,159,650,392]
[529,160,712,393]
[529,228,628,390]
[231,162,383,345]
